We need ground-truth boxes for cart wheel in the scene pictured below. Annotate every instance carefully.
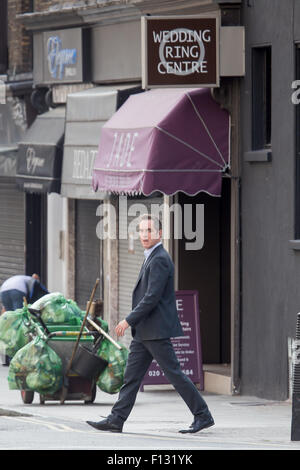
[84,383,97,404]
[21,390,34,404]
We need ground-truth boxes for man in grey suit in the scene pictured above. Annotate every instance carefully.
[87,214,214,433]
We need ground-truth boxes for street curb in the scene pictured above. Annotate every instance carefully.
[0,407,32,417]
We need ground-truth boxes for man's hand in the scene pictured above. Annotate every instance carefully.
[115,319,129,337]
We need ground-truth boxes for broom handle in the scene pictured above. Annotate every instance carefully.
[65,279,99,376]
[87,317,122,350]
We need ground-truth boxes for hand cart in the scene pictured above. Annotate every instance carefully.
[19,307,108,405]
[17,279,121,405]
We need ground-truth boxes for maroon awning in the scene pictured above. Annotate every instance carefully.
[92,88,230,197]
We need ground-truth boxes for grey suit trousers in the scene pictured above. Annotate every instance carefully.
[108,338,209,425]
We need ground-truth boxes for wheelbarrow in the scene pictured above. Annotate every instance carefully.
[19,308,108,405]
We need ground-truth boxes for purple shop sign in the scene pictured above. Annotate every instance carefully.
[141,290,204,390]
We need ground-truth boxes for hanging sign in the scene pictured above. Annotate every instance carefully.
[142,15,219,88]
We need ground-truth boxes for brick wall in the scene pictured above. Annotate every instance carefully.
[34,0,56,12]
[7,0,33,75]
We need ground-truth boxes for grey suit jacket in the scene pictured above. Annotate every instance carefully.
[126,244,183,341]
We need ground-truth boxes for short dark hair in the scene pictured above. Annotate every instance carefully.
[139,214,162,232]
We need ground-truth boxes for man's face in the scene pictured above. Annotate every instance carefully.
[139,219,161,250]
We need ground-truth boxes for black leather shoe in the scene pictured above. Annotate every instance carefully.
[86,418,123,433]
[179,415,214,434]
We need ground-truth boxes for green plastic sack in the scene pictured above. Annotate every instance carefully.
[8,335,63,394]
[31,292,84,325]
[0,307,34,358]
[97,339,128,394]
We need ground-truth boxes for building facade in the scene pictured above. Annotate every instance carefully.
[5,0,300,401]
[0,0,42,294]
[240,0,300,400]
[15,0,243,396]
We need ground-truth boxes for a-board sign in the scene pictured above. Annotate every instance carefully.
[141,290,204,389]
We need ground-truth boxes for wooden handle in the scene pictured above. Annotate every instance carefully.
[65,278,100,375]
[87,317,122,350]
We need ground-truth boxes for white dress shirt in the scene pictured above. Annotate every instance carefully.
[144,241,162,261]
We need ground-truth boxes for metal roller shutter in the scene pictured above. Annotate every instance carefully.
[75,199,102,310]
[0,178,25,289]
[118,196,163,348]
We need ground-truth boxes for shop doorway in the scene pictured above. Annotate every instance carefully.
[176,178,231,365]
[25,193,47,286]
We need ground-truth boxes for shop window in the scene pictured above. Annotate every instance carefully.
[0,1,8,74]
[252,46,272,150]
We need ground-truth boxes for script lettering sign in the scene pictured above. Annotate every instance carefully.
[43,28,83,83]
